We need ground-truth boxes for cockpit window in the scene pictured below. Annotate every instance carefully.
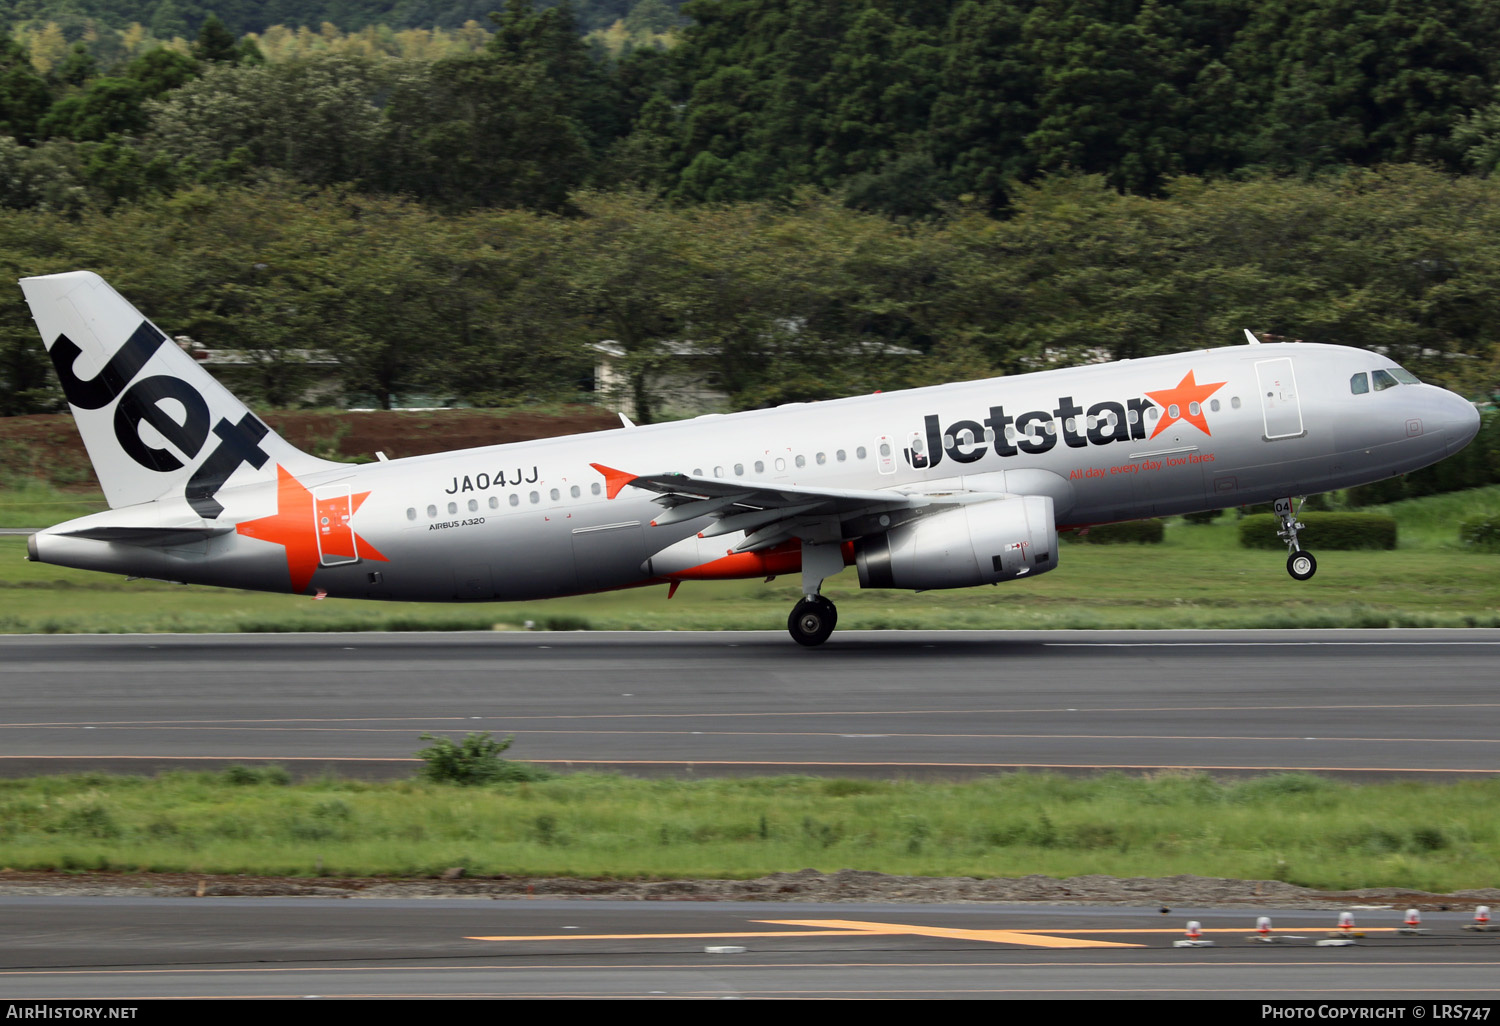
[1388,367,1421,384]
[1350,373,1369,394]
[1372,369,1399,391]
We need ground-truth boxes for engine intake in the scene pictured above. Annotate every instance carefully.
[855,496,1057,590]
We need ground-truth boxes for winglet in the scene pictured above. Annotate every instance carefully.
[590,463,637,500]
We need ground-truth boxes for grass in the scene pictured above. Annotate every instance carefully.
[1,769,1496,893]
[0,481,109,527]
[2,485,1498,634]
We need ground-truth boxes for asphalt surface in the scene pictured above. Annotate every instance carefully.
[3,628,1500,1000]
[1,629,1497,778]
[2,897,1498,999]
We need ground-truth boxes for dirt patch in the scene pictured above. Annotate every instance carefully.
[2,868,1497,908]
[0,408,621,488]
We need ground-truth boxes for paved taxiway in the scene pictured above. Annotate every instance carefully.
[0,629,1497,778]
[3,897,1499,999]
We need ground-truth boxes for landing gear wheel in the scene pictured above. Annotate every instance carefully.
[1287,549,1317,581]
[788,595,837,647]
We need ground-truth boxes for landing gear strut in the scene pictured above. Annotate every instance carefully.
[1274,497,1317,581]
[788,595,837,647]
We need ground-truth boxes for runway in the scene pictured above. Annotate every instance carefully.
[4,628,1499,1001]
[2,896,1498,999]
[1,628,1497,778]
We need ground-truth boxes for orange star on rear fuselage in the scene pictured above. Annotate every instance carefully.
[235,465,387,593]
[1144,370,1226,440]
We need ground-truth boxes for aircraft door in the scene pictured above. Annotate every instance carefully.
[1256,358,1305,440]
[313,484,359,566]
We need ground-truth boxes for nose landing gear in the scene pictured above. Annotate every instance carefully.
[1274,497,1317,581]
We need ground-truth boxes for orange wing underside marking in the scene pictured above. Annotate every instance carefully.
[235,465,387,593]
[590,462,638,500]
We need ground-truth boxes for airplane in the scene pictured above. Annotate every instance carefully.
[17,270,1483,646]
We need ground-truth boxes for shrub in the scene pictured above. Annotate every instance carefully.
[1460,514,1500,553]
[1181,508,1223,524]
[414,732,553,785]
[1238,513,1397,550]
[221,764,292,786]
[1068,519,1164,544]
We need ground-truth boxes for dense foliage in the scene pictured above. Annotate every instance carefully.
[4,169,1500,416]
[3,1,1500,420]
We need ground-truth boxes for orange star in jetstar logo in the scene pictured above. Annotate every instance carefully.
[235,465,387,593]
[1143,370,1226,440]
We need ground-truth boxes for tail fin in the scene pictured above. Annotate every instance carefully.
[19,270,337,518]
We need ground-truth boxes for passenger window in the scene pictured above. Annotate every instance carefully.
[509,494,520,506]
[776,457,787,471]
[1210,399,1220,412]
[550,488,560,501]
[447,502,457,515]
[754,460,765,473]
[734,463,744,476]
[406,507,416,521]
[1351,372,1369,394]
[1373,369,1398,391]
[529,491,539,504]
[836,449,846,462]
[1231,396,1242,409]
[468,499,478,512]
[489,496,499,509]
[795,454,807,468]
[816,452,826,465]
[570,485,580,498]
[857,446,868,459]
[714,466,724,478]
[591,483,601,495]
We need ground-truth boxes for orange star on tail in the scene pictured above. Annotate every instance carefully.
[235,466,387,593]
[1144,370,1226,439]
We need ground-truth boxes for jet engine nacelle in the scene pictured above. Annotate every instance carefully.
[854,495,1057,590]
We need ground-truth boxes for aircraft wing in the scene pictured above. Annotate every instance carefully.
[590,463,997,554]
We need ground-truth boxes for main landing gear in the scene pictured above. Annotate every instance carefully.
[789,595,837,647]
[1274,496,1317,581]
[787,538,846,647]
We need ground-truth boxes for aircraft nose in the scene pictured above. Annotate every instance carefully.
[1440,391,1482,456]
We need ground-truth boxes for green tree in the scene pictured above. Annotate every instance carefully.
[193,14,242,63]
[0,37,52,144]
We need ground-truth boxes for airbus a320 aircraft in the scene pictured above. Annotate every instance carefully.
[18,271,1482,645]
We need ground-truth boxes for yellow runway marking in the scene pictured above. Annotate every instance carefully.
[467,918,1141,949]
[762,920,1140,949]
